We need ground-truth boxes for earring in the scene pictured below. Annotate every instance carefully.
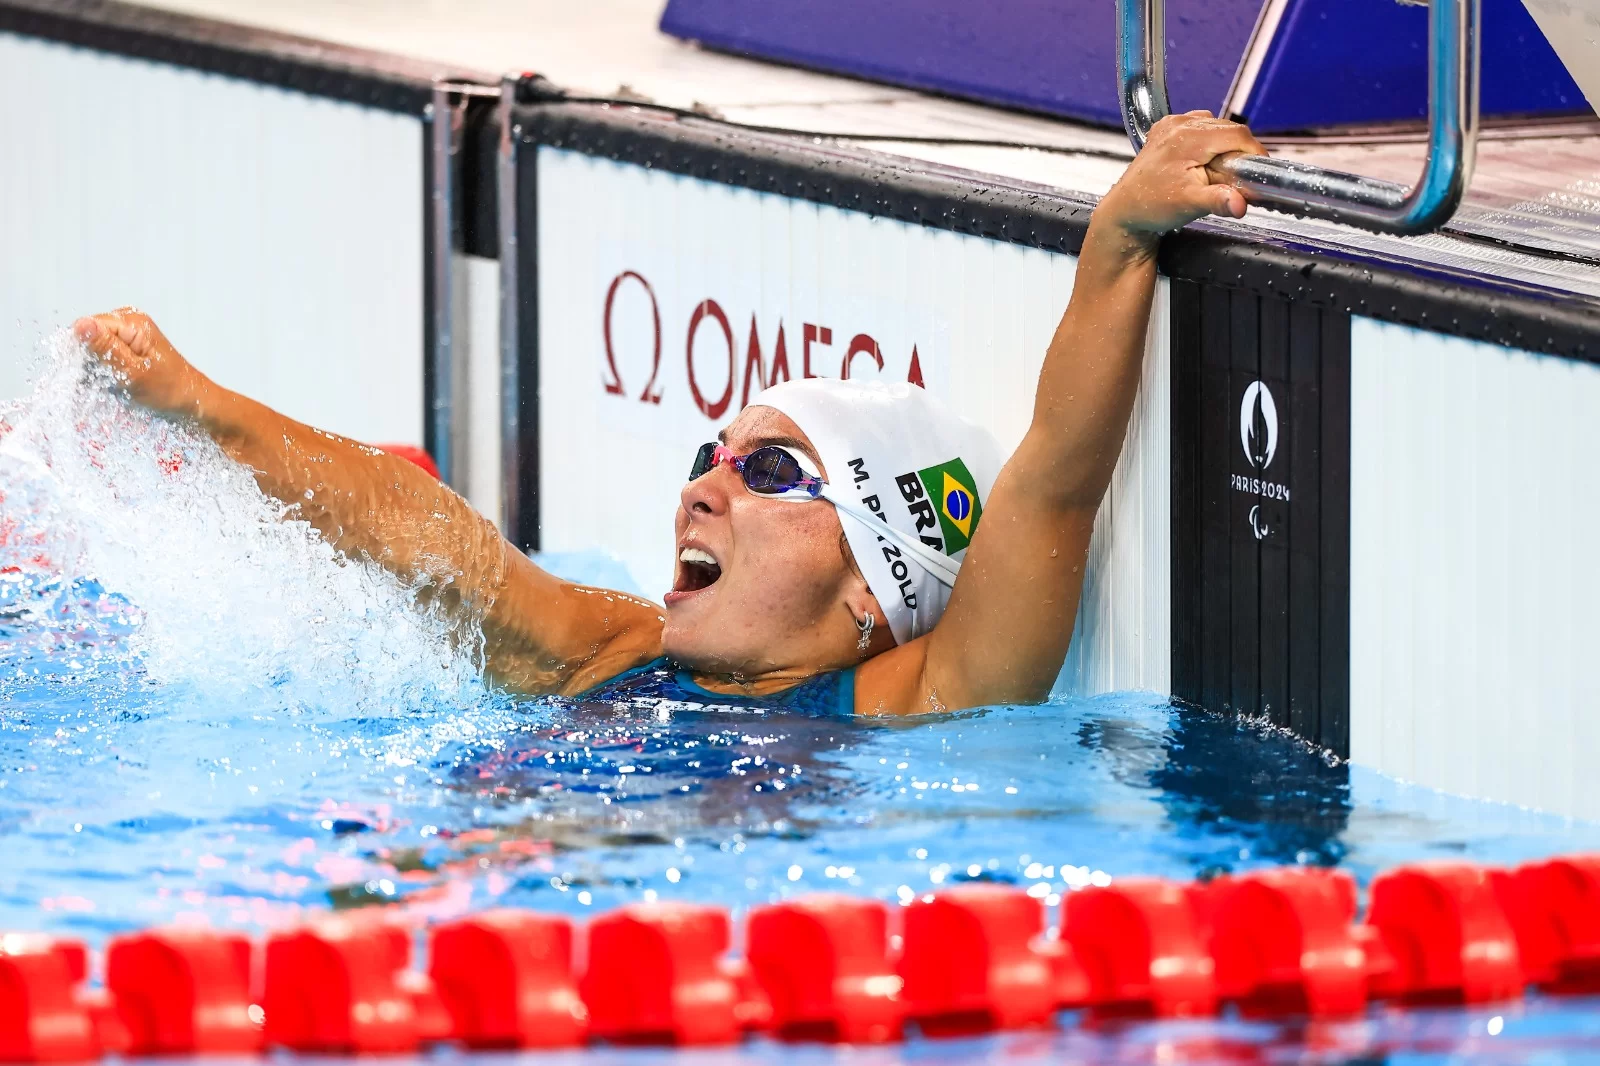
[855,613,875,654]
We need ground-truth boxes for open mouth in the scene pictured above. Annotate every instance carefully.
[672,546,722,596]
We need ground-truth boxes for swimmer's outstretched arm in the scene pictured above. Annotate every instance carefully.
[73,312,664,695]
[857,112,1267,715]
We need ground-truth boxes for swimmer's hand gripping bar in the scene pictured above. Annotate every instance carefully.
[1117,0,1480,236]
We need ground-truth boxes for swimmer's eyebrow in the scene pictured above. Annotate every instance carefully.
[718,429,821,466]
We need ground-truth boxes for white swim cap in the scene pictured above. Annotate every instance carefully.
[752,379,1003,645]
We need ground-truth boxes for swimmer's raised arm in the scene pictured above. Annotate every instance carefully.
[857,112,1267,714]
[73,312,663,695]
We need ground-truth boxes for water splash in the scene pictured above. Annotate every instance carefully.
[0,330,481,714]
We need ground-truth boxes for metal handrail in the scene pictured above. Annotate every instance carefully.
[1117,0,1481,236]
[497,73,523,544]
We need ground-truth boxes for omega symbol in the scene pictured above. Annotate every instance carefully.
[1240,380,1279,470]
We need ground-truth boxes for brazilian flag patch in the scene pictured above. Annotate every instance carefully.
[916,458,984,554]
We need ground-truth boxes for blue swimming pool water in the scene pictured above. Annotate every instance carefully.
[4,340,1600,1063]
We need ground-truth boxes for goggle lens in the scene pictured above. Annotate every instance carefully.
[688,442,718,482]
[686,443,819,497]
[742,447,804,493]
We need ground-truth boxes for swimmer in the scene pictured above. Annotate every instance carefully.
[73,113,1265,715]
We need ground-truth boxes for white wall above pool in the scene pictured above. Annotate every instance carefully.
[535,147,1171,699]
[0,32,425,448]
[1349,317,1600,821]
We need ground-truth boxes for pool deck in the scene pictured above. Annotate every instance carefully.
[102,0,1600,302]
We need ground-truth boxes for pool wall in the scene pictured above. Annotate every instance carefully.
[1348,320,1600,820]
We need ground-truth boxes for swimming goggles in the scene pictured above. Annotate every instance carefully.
[687,443,961,586]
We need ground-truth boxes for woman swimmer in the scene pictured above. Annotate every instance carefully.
[73,112,1266,716]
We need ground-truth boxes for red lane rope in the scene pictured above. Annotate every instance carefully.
[3,855,1598,1057]
[376,445,440,482]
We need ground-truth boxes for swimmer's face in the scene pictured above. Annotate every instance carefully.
[662,406,888,676]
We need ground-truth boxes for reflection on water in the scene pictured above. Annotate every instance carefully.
[1135,710,1351,869]
[4,559,1596,941]
[421,1000,1600,1064]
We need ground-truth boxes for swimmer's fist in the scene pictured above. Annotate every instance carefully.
[73,309,207,420]
[1095,111,1268,252]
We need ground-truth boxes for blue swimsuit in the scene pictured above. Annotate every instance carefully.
[576,657,855,717]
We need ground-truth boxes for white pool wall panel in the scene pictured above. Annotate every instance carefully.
[536,147,1170,697]
[0,32,425,447]
[1058,279,1171,697]
[458,253,504,521]
[1349,317,1600,820]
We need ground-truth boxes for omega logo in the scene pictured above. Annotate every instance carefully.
[599,269,927,422]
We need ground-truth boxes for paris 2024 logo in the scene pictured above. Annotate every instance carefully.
[1233,380,1290,540]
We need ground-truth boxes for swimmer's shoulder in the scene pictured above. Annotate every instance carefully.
[483,560,665,697]
[490,632,662,698]
[553,613,664,698]
[853,635,935,716]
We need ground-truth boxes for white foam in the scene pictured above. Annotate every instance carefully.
[0,331,482,714]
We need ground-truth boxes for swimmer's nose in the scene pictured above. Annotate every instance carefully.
[681,460,735,517]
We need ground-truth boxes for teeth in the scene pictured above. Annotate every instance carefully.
[679,547,718,566]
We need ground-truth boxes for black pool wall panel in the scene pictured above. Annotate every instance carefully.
[504,97,543,555]
[1171,281,1351,756]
